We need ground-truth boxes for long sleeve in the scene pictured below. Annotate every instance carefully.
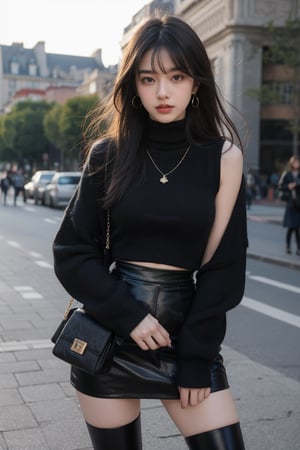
[177,178,248,388]
[278,171,291,193]
[278,171,297,204]
[52,145,149,337]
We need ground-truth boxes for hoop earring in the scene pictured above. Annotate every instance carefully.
[191,94,199,108]
[131,95,142,109]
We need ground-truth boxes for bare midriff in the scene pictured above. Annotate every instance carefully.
[123,260,189,271]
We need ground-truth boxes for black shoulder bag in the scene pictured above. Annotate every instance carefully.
[51,208,116,375]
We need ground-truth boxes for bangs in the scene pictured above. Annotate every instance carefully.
[136,44,194,77]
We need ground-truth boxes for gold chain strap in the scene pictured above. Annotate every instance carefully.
[62,157,111,320]
[104,150,111,251]
[105,210,110,251]
[62,209,110,321]
[63,298,75,320]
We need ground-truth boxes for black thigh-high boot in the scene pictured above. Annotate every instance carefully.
[86,414,142,450]
[185,422,245,450]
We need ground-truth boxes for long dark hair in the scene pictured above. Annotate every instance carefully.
[86,15,243,208]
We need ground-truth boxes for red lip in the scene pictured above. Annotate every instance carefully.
[156,104,174,113]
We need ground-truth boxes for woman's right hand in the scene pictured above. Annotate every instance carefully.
[130,313,171,350]
[288,182,297,190]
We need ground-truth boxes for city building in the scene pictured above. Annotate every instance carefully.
[121,0,175,50]
[121,0,299,175]
[0,41,115,113]
[176,0,300,174]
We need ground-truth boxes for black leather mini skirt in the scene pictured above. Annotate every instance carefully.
[70,261,229,398]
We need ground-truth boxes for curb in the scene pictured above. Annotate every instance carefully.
[247,216,282,226]
[247,251,300,271]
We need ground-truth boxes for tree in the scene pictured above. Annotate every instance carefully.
[59,94,100,164]
[43,103,64,168]
[0,95,103,170]
[0,100,52,166]
[0,114,17,162]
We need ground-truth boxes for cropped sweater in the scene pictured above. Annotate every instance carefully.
[52,119,248,388]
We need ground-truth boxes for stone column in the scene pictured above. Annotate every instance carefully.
[222,35,261,169]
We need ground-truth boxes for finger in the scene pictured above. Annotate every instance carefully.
[150,330,171,348]
[143,316,171,347]
[189,389,200,406]
[131,332,158,351]
[144,336,160,350]
[130,328,151,350]
[197,387,210,403]
[198,389,205,403]
[130,315,171,349]
[149,319,170,340]
[130,315,156,340]
[134,338,149,351]
[204,387,211,399]
[158,327,172,346]
[179,387,189,409]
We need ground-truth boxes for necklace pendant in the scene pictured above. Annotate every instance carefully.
[160,175,168,184]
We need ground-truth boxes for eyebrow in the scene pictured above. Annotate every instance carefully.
[137,67,181,75]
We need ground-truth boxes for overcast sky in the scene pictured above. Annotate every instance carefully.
[1,0,150,66]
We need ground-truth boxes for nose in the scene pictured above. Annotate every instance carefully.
[157,80,169,99]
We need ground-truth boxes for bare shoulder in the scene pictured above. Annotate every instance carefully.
[221,141,243,162]
[220,141,243,184]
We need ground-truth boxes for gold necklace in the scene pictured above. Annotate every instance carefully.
[147,145,191,184]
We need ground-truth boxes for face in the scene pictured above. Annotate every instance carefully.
[135,48,198,123]
[291,158,300,170]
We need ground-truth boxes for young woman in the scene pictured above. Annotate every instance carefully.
[53,15,248,450]
[279,155,300,255]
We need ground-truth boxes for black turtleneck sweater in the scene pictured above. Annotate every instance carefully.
[111,119,220,269]
[53,119,248,388]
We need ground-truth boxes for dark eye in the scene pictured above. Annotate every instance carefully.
[140,76,155,84]
[172,74,184,81]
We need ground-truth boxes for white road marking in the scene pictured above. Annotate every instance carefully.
[4,237,53,271]
[21,292,43,299]
[242,296,300,329]
[29,251,43,258]
[249,275,300,294]
[7,240,22,248]
[45,218,58,224]
[24,206,36,212]
[14,286,34,292]
[14,285,43,299]
[35,260,53,269]
[0,339,52,352]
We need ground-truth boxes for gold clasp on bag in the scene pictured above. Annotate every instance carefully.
[71,338,87,355]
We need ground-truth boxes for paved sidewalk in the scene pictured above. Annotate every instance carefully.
[0,343,299,450]
[0,203,300,449]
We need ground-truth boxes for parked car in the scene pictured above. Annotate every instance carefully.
[44,171,81,208]
[24,170,56,204]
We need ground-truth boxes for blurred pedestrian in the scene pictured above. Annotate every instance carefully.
[278,156,300,255]
[0,171,11,205]
[12,169,26,206]
[53,15,247,450]
[269,171,279,200]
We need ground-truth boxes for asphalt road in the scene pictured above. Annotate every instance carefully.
[225,258,300,383]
